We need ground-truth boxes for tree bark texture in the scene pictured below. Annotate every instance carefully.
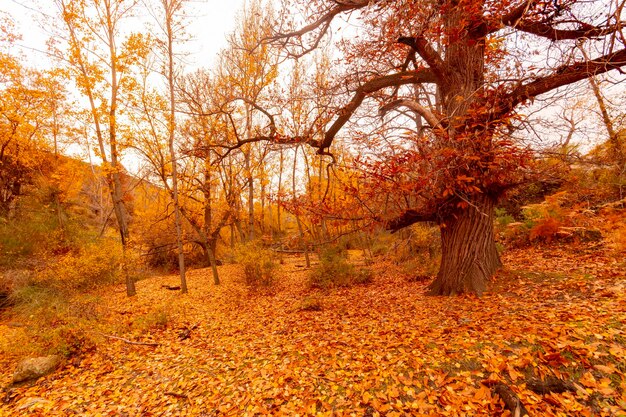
[428,194,501,296]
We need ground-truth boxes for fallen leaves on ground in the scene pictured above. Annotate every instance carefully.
[1,246,625,416]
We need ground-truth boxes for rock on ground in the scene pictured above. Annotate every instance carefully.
[12,355,61,384]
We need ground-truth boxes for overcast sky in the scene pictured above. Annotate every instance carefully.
[2,0,249,168]
[3,0,247,69]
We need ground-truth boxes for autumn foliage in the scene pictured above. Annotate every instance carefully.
[1,247,625,415]
[1,0,626,415]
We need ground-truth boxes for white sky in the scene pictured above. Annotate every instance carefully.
[2,0,247,69]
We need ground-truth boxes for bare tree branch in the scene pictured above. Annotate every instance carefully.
[321,69,437,150]
[472,0,624,41]
[268,1,371,57]
[379,98,446,131]
[492,47,626,122]
[512,21,624,41]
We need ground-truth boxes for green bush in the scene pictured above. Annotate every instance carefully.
[234,242,277,288]
[309,246,372,289]
[495,207,515,229]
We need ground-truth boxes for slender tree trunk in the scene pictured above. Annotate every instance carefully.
[164,0,187,293]
[106,7,135,297]
[205,240,220,285]
[428,194,501,296]
[52,114,65,230]
[260,180,266,234]
[277,148,283,234]
[293,145,310,268]
[267,194,273,240]
[577,44,624,171]
[201,165,220,285]
[588,77,625,179]
[58,0,135,295]
[244,149,255,241]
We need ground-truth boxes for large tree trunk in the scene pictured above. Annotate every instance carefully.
[428,194,501,296]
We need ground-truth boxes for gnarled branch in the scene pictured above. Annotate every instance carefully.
[398,36,447,81]
[386,209,437,233]
[268,1,372,57]
[321,69,437,150]
[379,98,446,131]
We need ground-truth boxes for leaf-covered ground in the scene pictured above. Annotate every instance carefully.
[1,247,625,416]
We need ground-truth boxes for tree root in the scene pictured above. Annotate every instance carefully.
[526,376,576,394]
[492,383,530,417]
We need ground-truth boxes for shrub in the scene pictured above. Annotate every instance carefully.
[298,296,323,312]
[234,242,277,288]
[401,253,441,282]
[42,324,96,358]
[391,225,440,264]
[1,285,100,359]
[37,239,124,291]
[9,283,62,313]
[132,305,170,334]
[529,217,563,242]
[352,268,374,285]
[309,246,373,289]
[0,269,34,308]
[607,222,626,252]
[495,207,515,229]
[501,191,570,246]
[367,230,396,257]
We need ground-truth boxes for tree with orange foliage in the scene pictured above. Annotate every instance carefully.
[0,52,69,218]
[53,0,150,296]
[246,0,626,295]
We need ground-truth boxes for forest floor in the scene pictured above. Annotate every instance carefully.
[0,246,625,416]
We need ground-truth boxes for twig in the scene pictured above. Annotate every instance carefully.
[162,285,181,291]
[178,322,200,341]
[97,332,160,347]
[164,391,188,399]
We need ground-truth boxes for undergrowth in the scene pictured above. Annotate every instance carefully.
[308,246,373,289]
[234,242,277,288]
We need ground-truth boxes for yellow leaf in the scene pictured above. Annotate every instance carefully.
[362,391,372,404]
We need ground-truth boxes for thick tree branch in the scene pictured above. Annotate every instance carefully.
[473,0,623,41]
[513,20,622,41]
[492,47,626,122]
[386,209,437,233]
[268,1,371,57]
[471,0,535,37]
[320,69,437,150]
[379,98,446,131]
[398,36,447,81]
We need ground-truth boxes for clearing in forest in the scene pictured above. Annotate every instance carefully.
[1,248,625,416]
